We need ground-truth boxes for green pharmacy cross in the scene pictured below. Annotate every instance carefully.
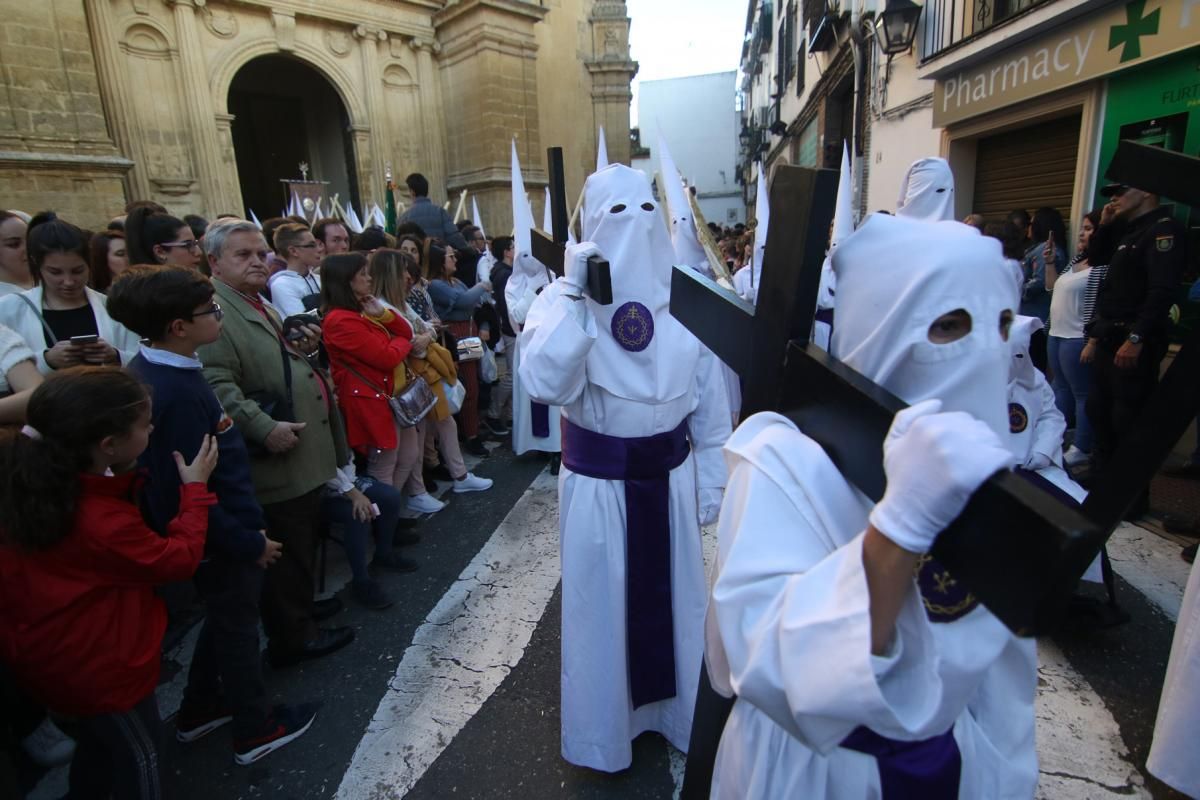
[1109,0,1159,63]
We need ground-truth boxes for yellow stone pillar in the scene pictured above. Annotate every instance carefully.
[166,0,227,215]
[411,38,448,203]
[85,0,150,202]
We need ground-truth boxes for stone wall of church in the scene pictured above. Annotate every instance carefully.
[0,0,635,236]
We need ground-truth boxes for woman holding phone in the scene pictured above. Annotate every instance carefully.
[0,215,139,374]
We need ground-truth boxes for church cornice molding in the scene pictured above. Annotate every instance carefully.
[432,0,548,29]
[446,165,546,193]
[437,27,538,65]
[209,0,436,43]
[0,150,134,173]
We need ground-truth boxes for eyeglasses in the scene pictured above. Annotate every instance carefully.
[189,302,223,322]
[163,240,201,251]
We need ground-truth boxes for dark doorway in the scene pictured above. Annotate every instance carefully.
[228,55,358,219]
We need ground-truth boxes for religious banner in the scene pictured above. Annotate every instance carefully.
[932,0,1200,127]
[280,162,329,219]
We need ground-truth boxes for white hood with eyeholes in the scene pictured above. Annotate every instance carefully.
[895,157,956,223]
[831,214,1018,441]
[580,164,698,403]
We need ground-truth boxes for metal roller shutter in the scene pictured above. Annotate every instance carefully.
[972,113,1081,223]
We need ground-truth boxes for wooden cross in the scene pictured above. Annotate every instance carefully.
[529,147,613,305]
[675,150,1200,797]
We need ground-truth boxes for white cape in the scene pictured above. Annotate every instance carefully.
[1148,561,1200,797]
[706,413,1038,799]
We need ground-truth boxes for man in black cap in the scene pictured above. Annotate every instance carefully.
[1082,180,1187,516]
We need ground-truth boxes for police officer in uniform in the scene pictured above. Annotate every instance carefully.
[1082,181,1187,516]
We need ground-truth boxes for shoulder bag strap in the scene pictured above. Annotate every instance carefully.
[15,294,57,346]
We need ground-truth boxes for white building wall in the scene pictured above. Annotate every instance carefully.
[638,72,744,226]
[866,51,941,214]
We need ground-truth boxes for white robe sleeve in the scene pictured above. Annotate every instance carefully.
[687,345,732,493]
[1030,374,1066,464]
[711,419,944,755]
[517,279,597,407]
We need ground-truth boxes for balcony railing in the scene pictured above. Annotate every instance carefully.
[921,0,1055,62]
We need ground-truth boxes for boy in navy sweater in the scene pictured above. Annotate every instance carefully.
[108,266,318,765]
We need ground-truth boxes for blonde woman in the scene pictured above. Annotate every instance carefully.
[368,249,491,495]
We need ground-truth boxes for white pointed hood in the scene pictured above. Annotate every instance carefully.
[831,214,1018,440]
[657,134,709,272]
[817,142,854,314]
[895,157,956,222]
[1006,314,1045,461]
[580,163,697,402]
[750,166,770,299]
[472,197,486,238]
[509,139,551,301]
[597,126,609,171]
[543,186,553,233]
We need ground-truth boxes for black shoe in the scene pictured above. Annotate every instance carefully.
[268,627,355,669]
[373,552,419,573]
[549,454,561,476]
[430,464,454,482]
[1183,542,1197,564]
[312,596,343,622]
[396,516,419,530]
[393,528,421,547]
[352,579,393,611]
[176,700,233,743]
[233,702,319,765]
[465,437,489,457]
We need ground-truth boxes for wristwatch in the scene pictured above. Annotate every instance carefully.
[1127,333,1142,345]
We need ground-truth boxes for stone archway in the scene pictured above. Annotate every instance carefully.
[227,54,358,218]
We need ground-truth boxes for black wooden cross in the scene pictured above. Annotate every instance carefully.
[529,147,613,305]
[673,146,1200,797]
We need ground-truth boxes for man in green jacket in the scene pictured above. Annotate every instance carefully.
[199,219,355,667]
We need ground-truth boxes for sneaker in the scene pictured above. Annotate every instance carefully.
[233,703,319,765]
[483,417,510,436]
[465,436,489,457]
[406,492,446,515]
[373,552,419,572]
[21,716,75,767]
[176,702,234,743]
[1063,445,1089,468]
[352,579,394,610]
[453,472,493,493]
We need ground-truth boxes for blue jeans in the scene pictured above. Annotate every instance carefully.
[1048,336,1093,453]
[319,477,401,582]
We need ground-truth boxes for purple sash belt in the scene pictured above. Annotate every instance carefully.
[531,401,550,438]
[561,417,691,708]
[840,726,961,799]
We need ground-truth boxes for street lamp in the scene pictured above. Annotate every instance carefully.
[874,0,922,56]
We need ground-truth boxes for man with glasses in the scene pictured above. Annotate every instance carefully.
[1083,180,1188,518]
[268,223,322,316]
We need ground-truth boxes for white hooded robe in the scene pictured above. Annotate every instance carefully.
[519,164,732,771]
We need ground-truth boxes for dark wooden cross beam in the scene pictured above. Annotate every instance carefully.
[676,151,1200,798]
[529,146,613,305]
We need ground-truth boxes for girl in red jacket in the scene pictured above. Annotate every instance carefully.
[0,366,217,800]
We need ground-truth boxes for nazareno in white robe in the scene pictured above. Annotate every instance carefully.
[519,279,732,772]
[705,412,1039,800]
[505,263,562,456]
[1147,560,1200,797]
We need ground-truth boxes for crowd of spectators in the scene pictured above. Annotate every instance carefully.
[0,174,510,797]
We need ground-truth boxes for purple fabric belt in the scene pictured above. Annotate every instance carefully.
[840,725,961,799]
[531,401,550,438]
[561,417,691,708]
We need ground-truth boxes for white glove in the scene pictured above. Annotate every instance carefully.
[698,488,723,526]
[563,241,601,295]
[868,399,1014,554]
[1023,452,1052,471]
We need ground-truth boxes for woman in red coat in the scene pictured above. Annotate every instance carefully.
[320,253,442,514]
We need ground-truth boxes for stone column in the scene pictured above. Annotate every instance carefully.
[85,0,151,201]
[586,0,637,166]
[166,0,228,215]
[411,38,447,202]
[354,25,390,208]
[213,113,242,214]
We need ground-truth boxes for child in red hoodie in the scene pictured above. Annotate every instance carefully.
[0,366,217,799]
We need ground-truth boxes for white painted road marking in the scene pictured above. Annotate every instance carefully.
[1106,521,1191,622]
[335,471,561,800]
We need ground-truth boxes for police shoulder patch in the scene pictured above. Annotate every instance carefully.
[1156,234,1174,253]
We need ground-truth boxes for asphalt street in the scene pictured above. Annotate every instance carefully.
[23,438,1197,800]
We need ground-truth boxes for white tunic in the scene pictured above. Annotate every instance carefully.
[706,413,1038,799]
[520,279,731,772]
[1148,561,1200,797]
[505,269,561,456]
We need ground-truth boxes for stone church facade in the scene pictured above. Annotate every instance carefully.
[0,0,637,232]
